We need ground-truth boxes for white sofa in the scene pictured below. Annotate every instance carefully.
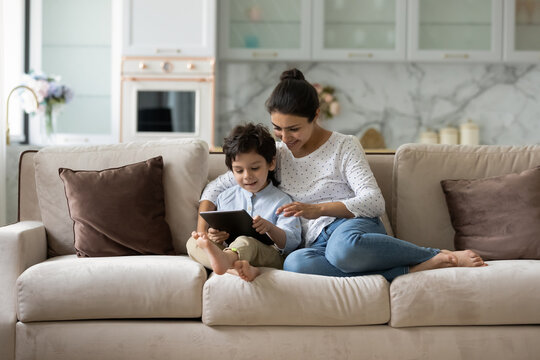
[1,139,539,360]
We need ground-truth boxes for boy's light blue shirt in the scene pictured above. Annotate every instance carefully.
[215,183,302,255]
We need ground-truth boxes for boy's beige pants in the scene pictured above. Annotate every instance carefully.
[186,236,284,270]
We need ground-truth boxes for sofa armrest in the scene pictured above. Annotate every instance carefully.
[0,221,47,360]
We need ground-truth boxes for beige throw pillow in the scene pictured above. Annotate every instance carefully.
[441,166,540,260]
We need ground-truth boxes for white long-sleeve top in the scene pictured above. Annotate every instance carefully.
[201,132,385,247]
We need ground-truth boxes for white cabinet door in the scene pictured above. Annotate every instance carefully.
[504,0,540,62]
[219,0,311,60]
[123,0,216,57]
[312,0,406,61]
[408,0,503,62]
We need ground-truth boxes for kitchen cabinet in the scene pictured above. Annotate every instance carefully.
[407,0,503,62]
[122,0,216,57]
[219,0,311,60]
[312,0,406,61]
[503,0,540,62]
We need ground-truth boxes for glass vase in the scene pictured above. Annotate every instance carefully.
[40,106,56,145]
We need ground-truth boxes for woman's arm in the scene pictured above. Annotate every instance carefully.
[194,171,237,241]
[277,201,354,219]
[339,136,385,218]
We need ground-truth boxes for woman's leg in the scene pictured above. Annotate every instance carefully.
[325,218,440,274]
[283,219,409,281]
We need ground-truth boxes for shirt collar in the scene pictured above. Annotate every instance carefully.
[238,181,274,200]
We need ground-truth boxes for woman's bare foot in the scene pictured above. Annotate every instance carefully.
[441,249,486,267]
[410,252,458,273]
[196,235,238,275]
[233,260,261,282]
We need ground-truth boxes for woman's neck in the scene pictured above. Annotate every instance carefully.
[293,125,332,158]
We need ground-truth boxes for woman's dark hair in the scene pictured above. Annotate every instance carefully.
[223,123,279,186]
[265,68,319,122]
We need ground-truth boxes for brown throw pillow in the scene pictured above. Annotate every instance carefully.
[58,156,174,257]
[441,166,540,260]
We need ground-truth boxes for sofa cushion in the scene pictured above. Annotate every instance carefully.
[441,166,540,260]
[202,269,389,326]
[59,156,175,257]
[16,255,207,322]
[34,139,208,257]
[393,144,540,250]
[389,260,540,327]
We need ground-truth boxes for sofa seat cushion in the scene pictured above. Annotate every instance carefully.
[202,269,389,326]
[389,260,540,327]
[16,255,207,322]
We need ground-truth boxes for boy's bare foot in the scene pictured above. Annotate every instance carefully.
[441,249,486,267]
[410,252,457,273]
[233,260,261,282]
[196,235,238,275]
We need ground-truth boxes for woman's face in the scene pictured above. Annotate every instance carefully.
[271,112,315,154]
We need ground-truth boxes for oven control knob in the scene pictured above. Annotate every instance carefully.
[161,61,173,73]
[187,63,195,70]
[138,62,147,70]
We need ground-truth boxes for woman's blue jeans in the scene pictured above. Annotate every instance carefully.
[283,218,439,281]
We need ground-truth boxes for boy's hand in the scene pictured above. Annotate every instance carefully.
[191,231,205,239]
[252,215,273,234]
[207,227,229,244]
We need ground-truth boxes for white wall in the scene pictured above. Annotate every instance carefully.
[1,0,25,225]
[1,0,7,226]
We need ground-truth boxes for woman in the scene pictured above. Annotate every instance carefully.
[199,68,485,281]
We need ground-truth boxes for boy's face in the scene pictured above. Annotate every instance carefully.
[231,151,276,194]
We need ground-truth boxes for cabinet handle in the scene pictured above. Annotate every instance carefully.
[444,53,469,59]
[348,52,373,58]
[155,48,182,54]
[139,62,147,70]
[251,51,278,58]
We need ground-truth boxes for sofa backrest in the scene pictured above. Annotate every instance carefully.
[19,148,395,250]
[393,143,540,251]
[23,139,209,257]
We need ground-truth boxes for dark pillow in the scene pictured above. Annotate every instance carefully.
[441,166,540,260]
[58,156,174,257]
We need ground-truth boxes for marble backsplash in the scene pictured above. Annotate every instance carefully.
[216,62,540,148]
[4,62,540,225]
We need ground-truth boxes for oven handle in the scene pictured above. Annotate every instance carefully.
[122,77,213,82]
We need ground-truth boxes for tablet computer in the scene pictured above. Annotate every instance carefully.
[200,210,274,245]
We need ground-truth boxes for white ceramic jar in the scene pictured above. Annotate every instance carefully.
[460,120,479,145]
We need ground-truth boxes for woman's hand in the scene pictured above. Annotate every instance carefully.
[252,215,274,234]
[207,228,229,244]
[276,202,322,219]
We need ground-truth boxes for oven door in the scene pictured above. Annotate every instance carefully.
[121,78,213,146]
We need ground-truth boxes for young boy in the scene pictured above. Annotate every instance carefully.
[187,123,301,281]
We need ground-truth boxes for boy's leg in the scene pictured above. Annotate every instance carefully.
[186,236,226,270]
[227,236,284,269]
[227,236,284,281]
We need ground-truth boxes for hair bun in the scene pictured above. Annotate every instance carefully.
[280,68,305,81]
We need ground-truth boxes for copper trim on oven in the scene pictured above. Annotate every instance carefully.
[122,77,213,82]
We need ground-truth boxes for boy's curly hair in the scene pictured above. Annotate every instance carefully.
[223,123,279,186]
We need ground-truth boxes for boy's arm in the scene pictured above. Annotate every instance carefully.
[252,216,287,249]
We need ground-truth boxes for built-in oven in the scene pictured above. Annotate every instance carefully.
[121,57,215,147]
